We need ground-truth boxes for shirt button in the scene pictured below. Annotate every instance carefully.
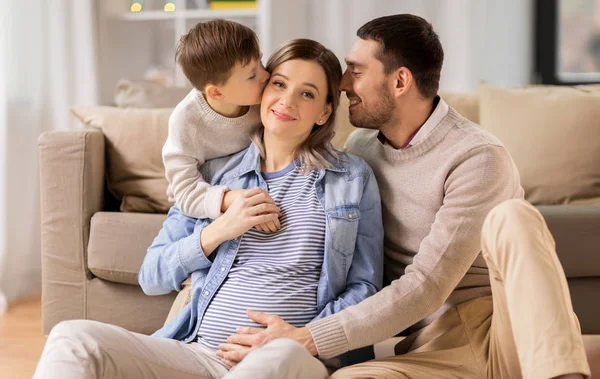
[203,291,209,296]
[220,267,226,272]
[348,214,353,219]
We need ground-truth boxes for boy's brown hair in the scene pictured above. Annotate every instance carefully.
[176,19,261,91]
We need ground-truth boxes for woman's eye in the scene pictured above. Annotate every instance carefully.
[302,92,315,99]
[248,74,256,80]
[273,81,284,88]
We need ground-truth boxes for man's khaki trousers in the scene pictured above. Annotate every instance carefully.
[332,199,591,379]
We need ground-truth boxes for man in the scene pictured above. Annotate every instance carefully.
[219,14,590,379]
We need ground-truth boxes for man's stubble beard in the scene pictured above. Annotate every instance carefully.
[349,81,396,130]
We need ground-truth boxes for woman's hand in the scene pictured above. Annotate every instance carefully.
[210,187,280,243]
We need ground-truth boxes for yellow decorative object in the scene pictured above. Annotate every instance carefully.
[164,2,176,11]
[130,2,143,12]
[209,1,257,10]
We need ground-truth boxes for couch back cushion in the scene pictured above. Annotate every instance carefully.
[71,106,174,213]
[479,84,600,205]
[114,79,191,108]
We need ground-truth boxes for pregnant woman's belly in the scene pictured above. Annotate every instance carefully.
[197,165,326,349]
[197,260,321,349]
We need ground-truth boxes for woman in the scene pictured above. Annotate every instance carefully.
[34,39,383,379]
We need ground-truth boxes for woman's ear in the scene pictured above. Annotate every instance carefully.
[317,103,333,125]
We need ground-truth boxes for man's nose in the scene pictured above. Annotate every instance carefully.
[339,70,351,93]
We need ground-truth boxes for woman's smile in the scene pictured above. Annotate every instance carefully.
[271,109,297,121]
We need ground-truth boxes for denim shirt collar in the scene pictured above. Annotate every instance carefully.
[229,143,347,180]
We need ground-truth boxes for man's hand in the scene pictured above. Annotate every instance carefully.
[216,310,318,365]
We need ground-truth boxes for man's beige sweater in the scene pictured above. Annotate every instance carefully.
[163,89,261,219]
[307,102,525,359]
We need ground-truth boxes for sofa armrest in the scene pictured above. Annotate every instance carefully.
[39,128,105,334]
[537,205,600,278]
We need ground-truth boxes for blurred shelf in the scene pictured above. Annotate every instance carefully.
[114,9,258,21]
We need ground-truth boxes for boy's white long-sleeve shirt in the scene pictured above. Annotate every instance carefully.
[162,89,261,219]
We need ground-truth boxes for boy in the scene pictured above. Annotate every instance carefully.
[163,19,271,222]
[162,19,273,323]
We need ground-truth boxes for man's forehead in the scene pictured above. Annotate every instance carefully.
[345,38,379,65]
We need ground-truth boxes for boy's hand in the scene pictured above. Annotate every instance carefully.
[210,188,280,242]
[221,189,245,213]
[222,189,281,233]
[254,219,281,233]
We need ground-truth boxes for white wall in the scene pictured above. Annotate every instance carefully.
[265,0,534,93]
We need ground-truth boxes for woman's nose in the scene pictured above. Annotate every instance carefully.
[278,93,294,108]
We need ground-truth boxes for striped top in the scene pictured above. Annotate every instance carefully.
[197,161,326,349]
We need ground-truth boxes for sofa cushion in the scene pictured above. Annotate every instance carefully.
[569,278,600,335]
[538,205,600,278]
[71,106,174,213]
[479,84,600,205]
[88,212,167,285]
[114,80,190,108]
[86,278,177,335]
[440,92,480,124]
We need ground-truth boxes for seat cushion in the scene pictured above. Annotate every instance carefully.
[88,212,167,285]
[538,205,600,278]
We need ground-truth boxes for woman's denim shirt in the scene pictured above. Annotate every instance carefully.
[139,143,383,352]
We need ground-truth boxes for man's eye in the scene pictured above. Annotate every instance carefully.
[352,71,361,76]
[249,74,256,80]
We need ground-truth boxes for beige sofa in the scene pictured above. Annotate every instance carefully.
[39,87,600,374]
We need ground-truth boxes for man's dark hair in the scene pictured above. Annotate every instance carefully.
[358,14,444,98]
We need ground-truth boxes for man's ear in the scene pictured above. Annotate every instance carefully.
[392,67,412,97]
[205,84,223,100]
[317,103,333,125]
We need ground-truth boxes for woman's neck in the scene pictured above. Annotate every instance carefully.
[261,132,298,172]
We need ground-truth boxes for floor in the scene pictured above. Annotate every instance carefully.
[0,297,46,379]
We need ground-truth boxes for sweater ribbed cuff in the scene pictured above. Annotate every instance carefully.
[204,185,229,220]
[306,316,348,359]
